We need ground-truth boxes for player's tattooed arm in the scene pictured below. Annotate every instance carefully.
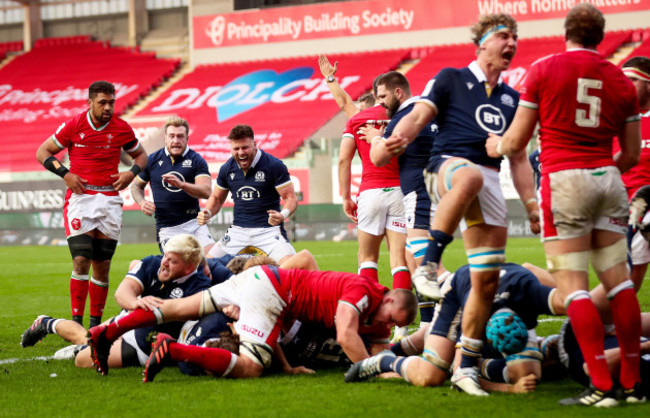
[130,179,155,216]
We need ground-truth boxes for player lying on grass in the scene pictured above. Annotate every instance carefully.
[149,312,368,379]
[20,234,215,368]
[345,263,565,395]
[87,260,418,379]
[543,316,650,403]
[21,250,318,369]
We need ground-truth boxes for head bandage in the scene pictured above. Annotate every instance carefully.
[479,24,510,46]
[623,67,650,82]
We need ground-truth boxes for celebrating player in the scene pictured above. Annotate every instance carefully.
[197,124,297,264]
[380,14,538,395]
[35,80,148,328]
[486,4,643,406]
[130,116,214,253]
[364,71,440,332]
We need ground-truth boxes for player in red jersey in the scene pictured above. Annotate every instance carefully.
[487,4,644,407]
[36,81,147,329]
[610,57,650,290]
[86,265,417,380]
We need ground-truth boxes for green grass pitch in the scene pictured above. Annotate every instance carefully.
[0,238,648,417]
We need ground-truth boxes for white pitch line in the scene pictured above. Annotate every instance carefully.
[538,317,565,323]
[0,355,55,365]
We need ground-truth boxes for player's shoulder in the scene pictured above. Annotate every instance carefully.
[186,147,208,162]
[351,105,388,123]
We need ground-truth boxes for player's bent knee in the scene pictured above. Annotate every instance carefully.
[68,234,93,259]
[74,347,94,368]
[546,251,590,274]
[591,239,628,275]
[91,238,117,261]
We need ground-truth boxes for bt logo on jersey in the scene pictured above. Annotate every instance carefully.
[237,186,261,201]
[475,104,507,134]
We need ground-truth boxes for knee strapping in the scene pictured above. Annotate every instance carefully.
[199,290,219,317]
[68,234,93,259]
[422,348,451,373]
[407,238,429,258]
[591,239,628,274]
[240,340,273,368]
[546,251,590,273]
[443,160,476,191]
[91,239,117,261]
[467,247,505,272]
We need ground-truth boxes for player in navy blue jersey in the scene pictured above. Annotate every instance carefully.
[345,263,564,394]
[552,317,650,401]
[198,124,298,263]
[131,117,214,253]
[20,234,212,369]
[379,14,539,395]
[362,71,439,337]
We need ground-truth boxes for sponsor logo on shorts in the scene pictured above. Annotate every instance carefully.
[392,220,406,228]
[71,218,81,230]
[241,324,265,338]
[609,217,627,227]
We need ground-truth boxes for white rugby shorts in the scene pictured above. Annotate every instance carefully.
[458,165,507,231]
[203,266,286,367]
[540,166,628,241]
[158,218,215,249]
[209,225,295,262]
[356,187,406,235]
[63,191,123,240]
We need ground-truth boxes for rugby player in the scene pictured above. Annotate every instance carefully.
[486,4,643,406]
[381,14,539,395]
[35,80,148,328]
[87,266,418,379]
[197,124,297,264]
[131,116,214,253]
[345,263,563,394]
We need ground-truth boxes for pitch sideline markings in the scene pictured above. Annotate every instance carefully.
[0,355,55,365]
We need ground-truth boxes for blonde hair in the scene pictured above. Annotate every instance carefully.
[163,234,203,268]
[164,116,189,136]
[470,14,518,46]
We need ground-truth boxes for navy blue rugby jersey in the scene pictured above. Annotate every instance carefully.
[125,255,211,299]
[138,147,211,229]
[384,96,436,195]
[419,61,519,170]
[216,149,292,228]
[448,263,555,330]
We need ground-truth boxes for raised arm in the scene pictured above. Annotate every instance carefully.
[319,54,360,118]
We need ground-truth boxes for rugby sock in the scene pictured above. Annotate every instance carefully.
[608,285,642,389]
[566,296,613,391]
[89,277,109,323]
[168,343,236,377]
[391,266,411,289]
[391,336,420,357]
[422,230,453,265]
[459,336,483,369]
[479,358,507,383]
[44,317,61,335]
[359,262,379,282]
[105,309,157,341]
[69,273,89,322]
[382,356,412,381]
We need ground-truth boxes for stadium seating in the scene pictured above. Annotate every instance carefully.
[0,37,180,172]
[131,50,410,163]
